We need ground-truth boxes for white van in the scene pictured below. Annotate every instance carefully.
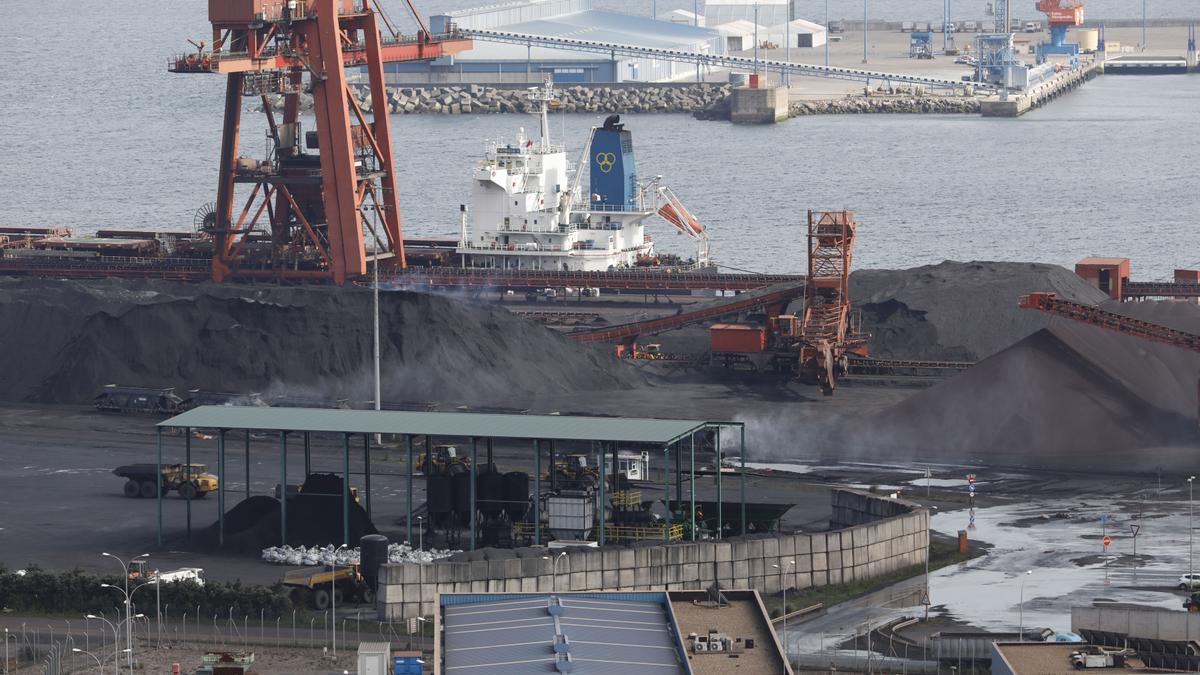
[1024,21,1042,32]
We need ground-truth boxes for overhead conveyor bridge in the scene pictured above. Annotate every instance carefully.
[463,28,986,91]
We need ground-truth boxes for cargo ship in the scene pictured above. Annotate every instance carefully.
[455,77,709,273]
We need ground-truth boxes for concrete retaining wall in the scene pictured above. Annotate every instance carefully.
[1073,605,1200,642]
[377,489,929,621]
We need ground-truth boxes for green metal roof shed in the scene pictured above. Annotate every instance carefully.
[152,407,746,555]
[158,406,709,445]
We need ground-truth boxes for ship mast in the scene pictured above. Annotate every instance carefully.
[530,74,555,151]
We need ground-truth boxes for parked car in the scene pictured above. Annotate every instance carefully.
[1024,21,1042,32]
[829,20,845,34]
[1178,573,1200,590]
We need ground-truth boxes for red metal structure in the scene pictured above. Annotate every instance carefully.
[568,283,805,345]
[1036,0,1085,26]
[798,210,867,394]
[1020,292,1200,353]
[170,0,471,283]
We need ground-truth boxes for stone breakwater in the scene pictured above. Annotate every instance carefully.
[790,96,981,115]
[266,83,732,115]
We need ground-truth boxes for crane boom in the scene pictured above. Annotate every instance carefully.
[1019,292,1200,353]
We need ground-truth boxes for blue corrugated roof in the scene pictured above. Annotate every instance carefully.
[441,592,689,674]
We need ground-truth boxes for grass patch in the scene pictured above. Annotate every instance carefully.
[765,540,982,618]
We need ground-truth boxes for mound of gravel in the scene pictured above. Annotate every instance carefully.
[0,277,641,405]
[850,261,1109,362]
[845,300,1200,471]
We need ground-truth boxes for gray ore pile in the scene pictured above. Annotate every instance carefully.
[0,277,640,405]
[842,261,1200,470]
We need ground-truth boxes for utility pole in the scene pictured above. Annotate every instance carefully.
[824,0,830,66]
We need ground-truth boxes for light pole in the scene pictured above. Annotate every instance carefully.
[1190,476,1196,585]
[824,0,829,66]
[772,559,796,654]
[862,0,868,63]
[1018,570,1032,641]
[417,616,428,654]
[86,615,119,674]
[416,516,424,551]
[542,552,568,592]
[4,627,15,675]
[73,648,104,674]
[331,543,348,657]
[100,552,147,675]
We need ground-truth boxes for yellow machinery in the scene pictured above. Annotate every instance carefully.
[416,444,471,475]
[113,463,218,500]
[282,565,372,610]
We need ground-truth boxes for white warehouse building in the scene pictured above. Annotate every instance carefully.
[385,0,724,84]
[704,0,790,29]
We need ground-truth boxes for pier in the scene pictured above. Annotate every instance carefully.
[980,61,1103,118]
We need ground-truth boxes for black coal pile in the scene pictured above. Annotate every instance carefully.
[850,261,1109,362]
[0,277,641,405]
[197,473,377,553]
[840,299,1200,471]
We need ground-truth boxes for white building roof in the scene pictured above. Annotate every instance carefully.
[714,19,767,38]
[660,8,704,26]
[705,0,786,5]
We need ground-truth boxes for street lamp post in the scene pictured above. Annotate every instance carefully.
[772,560,796,653]
[1190,476,1196,585]
[416,516,424,551]
[73,648,104,675]
[542,552,568,592]
[5,627,15,675]
[100,552,147,675]
[86,615,119,674]
[1018,570,1032,641]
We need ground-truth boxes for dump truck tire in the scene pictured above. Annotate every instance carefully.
[140,481,159,499]
[333,589,344,606]
[313,589,330,610]
[123,481,141,498]
[179,483,198,500]
[362,586,375,605]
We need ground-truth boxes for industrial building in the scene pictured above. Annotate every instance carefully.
[383,0,724,83]
[704,0,790,28]
[435,590,793,675]
[766,19,828,49]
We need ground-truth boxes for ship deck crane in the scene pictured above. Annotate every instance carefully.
[169,0,471,283]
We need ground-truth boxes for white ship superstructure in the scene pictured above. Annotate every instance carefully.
[456,78,708,272]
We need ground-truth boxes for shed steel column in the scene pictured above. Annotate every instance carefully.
[304,432,311,477]
[405,434,414,546]
[424,435,432,474]
[662,443,670,543]
[342,433,350,547]
[534,439,541,546]
[244,430,251,500]
[156,427,163,548]
[280,431,288,547]
[470,437,478,551]
[486,438,493,466]
[715,426,722,540]
[598,444,606,546]
[363,433,371,520]
[218,429,227,548]
[740,424,747,536]
[689,432,696,541]
[675,439,683,512]
[185,428,192,539]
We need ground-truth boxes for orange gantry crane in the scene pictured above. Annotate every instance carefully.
[170,0,471,283]
[798,210,868,394]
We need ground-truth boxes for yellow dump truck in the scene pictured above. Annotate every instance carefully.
[282,565,372,610]
[113,463,218,500]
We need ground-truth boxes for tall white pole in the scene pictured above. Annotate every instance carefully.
[1190,477,1195,583]
[824,0,830,66]
[373,237,381,420]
